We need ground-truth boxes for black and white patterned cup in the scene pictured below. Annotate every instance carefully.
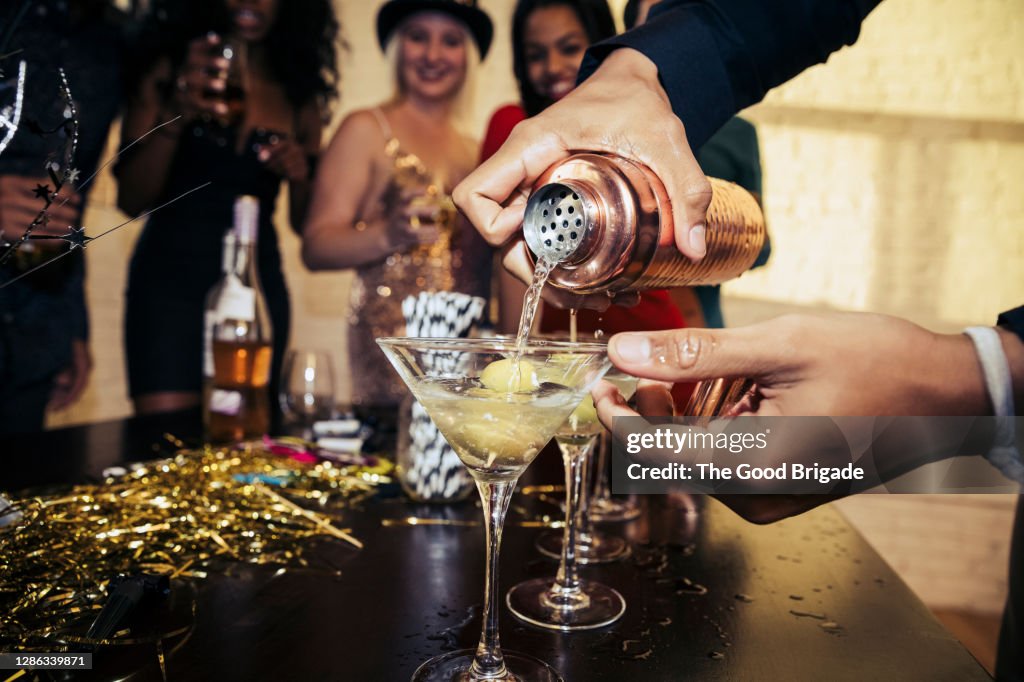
[397,292,485,502]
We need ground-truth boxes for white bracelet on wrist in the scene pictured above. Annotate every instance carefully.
[963,326,1023,483]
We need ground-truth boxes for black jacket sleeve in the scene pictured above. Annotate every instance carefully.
[580,0,883,148]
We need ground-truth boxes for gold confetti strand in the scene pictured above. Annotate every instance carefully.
[156,636,167,682]
[169,559,195,581]
[4,670,26,682]
[381,517,479,528]
[206,531,240,559]
[57,622,193,647]
[252,484,363,549]
[520,484,564,495]
[510,503,532,518]
[379,517,563,529]
[516,520,564,528]
[163,433,186,449]
[170,599,199,655]
[527,493,564,508]
[39,495,84,508]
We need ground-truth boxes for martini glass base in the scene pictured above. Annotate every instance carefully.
[507,578,625,631]
[535,530,630,564]
[412,649,562,682]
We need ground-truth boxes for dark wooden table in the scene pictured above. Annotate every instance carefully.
[3,411,990,681]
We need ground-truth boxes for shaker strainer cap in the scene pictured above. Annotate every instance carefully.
[523,182,592,263]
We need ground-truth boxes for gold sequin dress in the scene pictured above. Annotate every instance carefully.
[347,109,490,406]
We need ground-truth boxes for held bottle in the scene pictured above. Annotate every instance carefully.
[202,196,273,442]
[522,153,765,293]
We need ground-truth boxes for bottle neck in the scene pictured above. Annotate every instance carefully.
[236,240,258,279]
[220,235,237,275]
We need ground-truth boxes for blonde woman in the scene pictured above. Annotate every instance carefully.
[303,0,493,407]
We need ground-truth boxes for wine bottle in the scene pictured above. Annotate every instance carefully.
[202,196,272,442]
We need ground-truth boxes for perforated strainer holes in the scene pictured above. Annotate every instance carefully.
[524,183,587,261]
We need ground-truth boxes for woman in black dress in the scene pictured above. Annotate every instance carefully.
[116,0,338,417]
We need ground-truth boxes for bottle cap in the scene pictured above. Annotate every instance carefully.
[233,195,259,243]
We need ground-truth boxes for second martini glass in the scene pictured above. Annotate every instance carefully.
[587,371,641,522]
[535,370,636,563]
[506,389,626,630]
[378,337,611,682]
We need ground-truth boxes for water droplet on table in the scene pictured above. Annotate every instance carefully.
[790,609,827,620]
[820,621,845,635]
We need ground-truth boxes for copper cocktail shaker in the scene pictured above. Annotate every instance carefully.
[523,153,765,294]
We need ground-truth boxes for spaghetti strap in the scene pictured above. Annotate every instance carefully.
[371,107,398,150]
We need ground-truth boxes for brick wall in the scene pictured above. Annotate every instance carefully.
[729,0,1023,325]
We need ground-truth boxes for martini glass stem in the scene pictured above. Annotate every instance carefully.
[553,437,597,596]
[592,432,611,502]
[577,443,596,544]
[470,478,516,680]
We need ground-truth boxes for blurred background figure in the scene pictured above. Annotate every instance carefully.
[624,0,770,329]
[116,0,338,419]
[480,0,614,155]
[0,0,125,434]
[302,0,494,408]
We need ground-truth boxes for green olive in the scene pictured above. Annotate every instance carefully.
[479,358,539,393]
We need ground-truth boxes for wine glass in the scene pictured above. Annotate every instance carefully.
[378,337,611,681]
[505,392,626,631]
[200,36,246,144]
[279,349,335,439]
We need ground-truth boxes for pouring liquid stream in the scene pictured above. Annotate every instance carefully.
[506,257,556,391]
[515,257,554,353]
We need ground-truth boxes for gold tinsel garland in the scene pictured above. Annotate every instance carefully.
[0,443,392,647]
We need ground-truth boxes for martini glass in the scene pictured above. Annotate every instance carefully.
[377,337,611,682]
[506,388,626,630]
[588,371,641,522]
[533,371,635,564]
